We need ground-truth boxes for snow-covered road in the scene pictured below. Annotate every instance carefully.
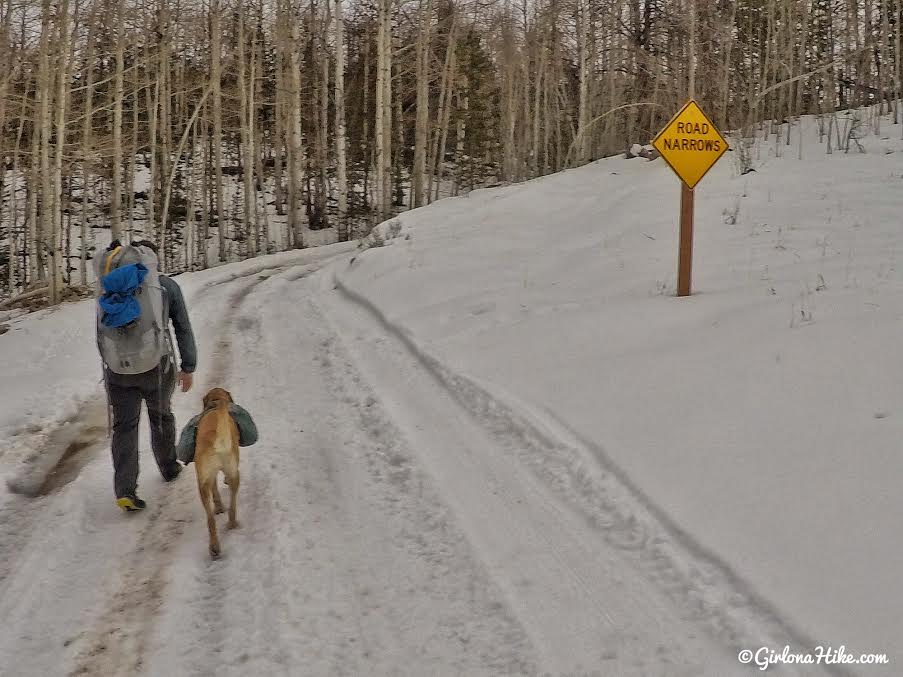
[0,250,841,676]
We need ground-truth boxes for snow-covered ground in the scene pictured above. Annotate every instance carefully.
[0,110,900,676]
[336,112,903,675]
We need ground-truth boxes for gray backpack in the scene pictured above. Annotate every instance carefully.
[94,244,173,374]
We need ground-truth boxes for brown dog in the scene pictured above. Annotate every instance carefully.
[195,387,241,557]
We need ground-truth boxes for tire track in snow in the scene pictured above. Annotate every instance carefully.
[143,266,540,677]
[327,268,845,677]
[138,266,305,677]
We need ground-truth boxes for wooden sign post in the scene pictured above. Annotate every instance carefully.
[651,100,727,297]
[678,183,694,297]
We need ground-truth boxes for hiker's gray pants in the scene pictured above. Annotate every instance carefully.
[107,359,177,498]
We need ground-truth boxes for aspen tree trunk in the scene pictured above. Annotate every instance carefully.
[159,84,214,268]
[795,0,810,120]
[126,92,137,239]
[375,0,391,218]
[288,13,305,248]
[412,0,432,208]
[393,70,404,206]
[9,88,26,292]
[316,3,330,228]
[428,12,456,203]
[37,0,54,294]
[273,23,286,218]
[0,0,7,292]
[532,25,546,176]
[111,0,124,243]
[200,103,210,268]
[27,99,40,283]
[253,3,269,251]
[239,10,251,256]
[880,0,891,120]
[576,0,590,164]
[896,0,902,130]
[0,109,6,294]
[721,2,739,128]
[248,21,258,256]
[146,71,159,243]
[454,82,467,195]
[186,118,197,271]
[334,0,348,239]
[50,0,69,302]
[158,0,172,266]
[211,0,225,261]
[362,28,371,214]
[383,5,393,215]
[499,16,518,181]
[604,23,616,151]
[0,10,8,293]
[786,4,796,125]
[254,125,271,253]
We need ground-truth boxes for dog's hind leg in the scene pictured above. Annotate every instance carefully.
[226,469,240,530]
[198,477,221,557]
[211,478,225,515]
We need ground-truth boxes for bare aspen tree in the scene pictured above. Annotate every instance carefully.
[362,25,372,212]
[454,77,466,195]
[334,0,348,238]
[896,0,902,131]
[158,0,173,264]
[27,90,40,285]
[145,35,159,244]
[211,0,225,261]
[248,18,259,256]
[319,2,331,228]
[428,10,457,203]
[186,117,198,271]
[375,0,393,217]
[880,0,891,121]
[37,0,54,293]
[8,79,28,292]
[0,0,10,293]
[273,16,286,218]
[576,0,591,165]
[111,0,124,244]
[531,16,546,176]
[288,3,305,248]
[200,101,210,268]
[412,0,432,208]
[51,0,73,301]
[239,9,251,256]
[253,2,270,251]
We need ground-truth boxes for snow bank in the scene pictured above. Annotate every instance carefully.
[337,113,903,673]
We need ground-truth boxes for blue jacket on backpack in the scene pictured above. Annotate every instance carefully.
[99,263,149,328]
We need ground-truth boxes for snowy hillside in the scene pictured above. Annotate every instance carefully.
[0,110,901,676]
[338,112,903,675]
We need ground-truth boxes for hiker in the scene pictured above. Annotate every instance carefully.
[94,239,197,512]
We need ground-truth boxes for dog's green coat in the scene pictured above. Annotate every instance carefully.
[177,403,258,464]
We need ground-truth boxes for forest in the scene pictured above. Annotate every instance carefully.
[0,0,899,304]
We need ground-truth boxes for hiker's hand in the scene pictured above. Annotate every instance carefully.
[177,371,193,393]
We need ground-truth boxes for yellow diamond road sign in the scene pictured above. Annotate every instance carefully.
[652,100,728,189]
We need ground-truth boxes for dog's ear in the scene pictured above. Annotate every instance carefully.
[202,392,212,408]
[226,390,234,403]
